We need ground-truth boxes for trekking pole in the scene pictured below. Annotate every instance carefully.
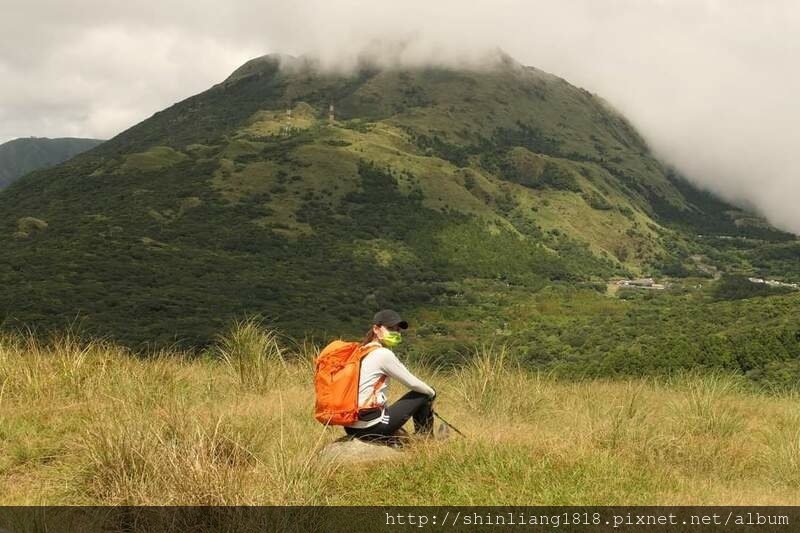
[433,411,465,437]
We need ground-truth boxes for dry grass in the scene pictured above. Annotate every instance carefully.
[213,317,288,391]
[0,326,798,505]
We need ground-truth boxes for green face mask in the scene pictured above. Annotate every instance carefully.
[382,331,402,347]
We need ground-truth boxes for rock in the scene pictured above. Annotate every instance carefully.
[318,438,402,465]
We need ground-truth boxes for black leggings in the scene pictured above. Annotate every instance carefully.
[344,391,434,442]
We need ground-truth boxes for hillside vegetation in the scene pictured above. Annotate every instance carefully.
[0,137,103,188]
[1,324,798,510]
[1,54,798,396]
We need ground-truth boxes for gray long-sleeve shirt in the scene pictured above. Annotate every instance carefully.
[346,341,435,429]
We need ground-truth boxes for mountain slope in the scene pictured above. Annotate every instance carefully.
[0,137,104,189]
[0,54,796,347]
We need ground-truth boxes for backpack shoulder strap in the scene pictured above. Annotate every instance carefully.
[356,342,381,359]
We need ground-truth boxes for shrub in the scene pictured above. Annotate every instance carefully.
[214,318,287,391]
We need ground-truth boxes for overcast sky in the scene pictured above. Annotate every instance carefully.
[2,1,799,233]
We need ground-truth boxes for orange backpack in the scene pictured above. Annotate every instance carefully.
[314,340,384,426]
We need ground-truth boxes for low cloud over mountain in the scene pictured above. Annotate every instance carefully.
[2,1,798,232]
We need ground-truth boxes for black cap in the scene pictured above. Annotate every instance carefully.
[372,309,408,330]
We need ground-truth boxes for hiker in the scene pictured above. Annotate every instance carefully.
[344,309,437,443]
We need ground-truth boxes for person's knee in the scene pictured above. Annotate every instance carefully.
[400,390,430,402]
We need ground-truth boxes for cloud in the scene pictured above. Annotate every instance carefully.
[0,1,265,142]
[2,0,798,233]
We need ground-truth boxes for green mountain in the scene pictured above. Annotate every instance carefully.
[0,137,104,189]
[1,53,798,360]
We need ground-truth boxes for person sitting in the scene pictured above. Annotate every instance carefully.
[344,309,436,444]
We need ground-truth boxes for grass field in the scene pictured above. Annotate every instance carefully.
[0,321,798,506]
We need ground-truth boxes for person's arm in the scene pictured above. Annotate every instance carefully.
[377,348,435,397]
